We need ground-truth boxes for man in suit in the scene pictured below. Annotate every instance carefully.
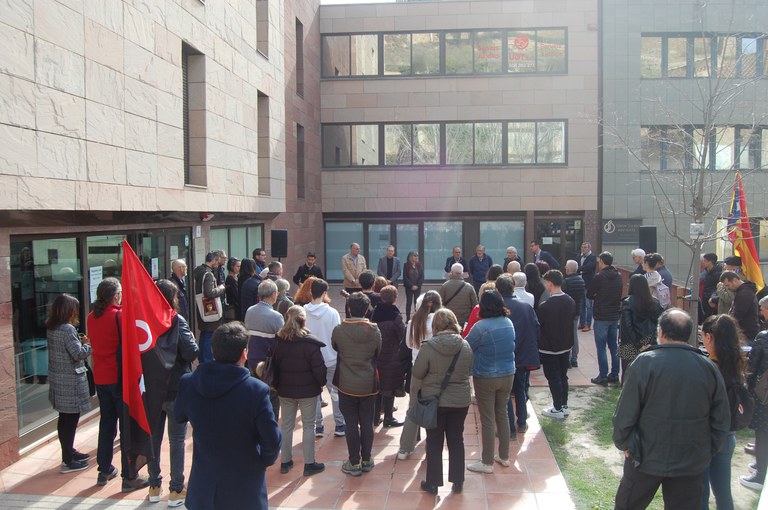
[530,240,560,270]
[376,245,402,287]
[444,246,469,275]
[170,259,190,321]
[578,242,597,331]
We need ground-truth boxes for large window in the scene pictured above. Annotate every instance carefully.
[325,120,567,168]
[423,221,463,280]
[322,28,567,78]
[480,221,525,266]
[210,225,264,260]
[641,33,768,79]
[325,223,364,281]
[640,126,768,171]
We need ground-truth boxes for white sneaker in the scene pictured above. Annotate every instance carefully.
[542,407,565,419]
[493,455,510,467]
[562,406,571,417]
[397,450,411,460]
[467,461,493,474]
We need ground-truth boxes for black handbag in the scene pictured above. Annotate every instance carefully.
[407,349,462,429]
[85,359,96,397]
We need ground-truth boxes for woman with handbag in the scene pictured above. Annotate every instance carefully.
[273,305,327,477]
[398,291,442,460]
[700,314,746,509]
[46,293,92,473]
[412,309,473,495]
[370,285,407,428]
[618,274,664,382]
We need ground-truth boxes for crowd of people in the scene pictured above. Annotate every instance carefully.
[41,239,768,509]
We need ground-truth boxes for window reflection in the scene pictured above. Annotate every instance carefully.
[694,37,712,77]
[667,37,688,77]
[351,34,378,76]
[508,31,536,73]
[384,33,411,75]
[322,35,350,77]
[508,122,536,164]
[413,124,440,165]
[323,125,351,167]
[537,122,565,164]
[413,33,440,75]
[640,37,662,78]
[352,125,379,166]
[446,123,473,165]
[537,30,566,73]
[385,124,412,165]
[446,32,473,74]
[475,123,502,164]
[474,31,502,73]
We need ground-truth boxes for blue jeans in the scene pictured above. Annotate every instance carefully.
[593,320,619,378]
[570,317,579,363]
[701,432,735,510]
[316,364,344,428]
[148,400,188,492]
[198,330,214,363]
[508,369,530,432]
[96,384,134,479]
[580,298,593,327]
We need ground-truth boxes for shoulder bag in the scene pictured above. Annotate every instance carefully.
[407,348,462,429]
[195,271,223,322]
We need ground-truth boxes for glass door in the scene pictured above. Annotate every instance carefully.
[533,218,583,268]
[367,224,392,266]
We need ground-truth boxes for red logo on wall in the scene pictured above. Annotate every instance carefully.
[514,34,529,50]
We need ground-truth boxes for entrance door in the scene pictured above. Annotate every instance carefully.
[534,218,583,268]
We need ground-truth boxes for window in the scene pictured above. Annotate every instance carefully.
[322,27,568,77]
[424,221,462,280]
[640,37,662,78]
[210,225,264,260]
[297,124,305,199]
[480,221,525,265]
[325,120,567,168]
[256,0,269,57]
[257,91,270,195]
[474,31,502,73]
[384,33,411,75]
[182,42,206,186]
[295,19,304,96]
[641,33,768,78]
[412,33,440,75]
[446,32,473,74]
[641,125,768,171]
[325,223,364,281]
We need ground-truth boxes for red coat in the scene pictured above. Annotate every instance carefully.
[87,304,121,385]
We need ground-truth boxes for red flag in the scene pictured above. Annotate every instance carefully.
[120,240,177,466]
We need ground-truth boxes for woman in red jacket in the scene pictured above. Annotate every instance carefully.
[87,277,148,492]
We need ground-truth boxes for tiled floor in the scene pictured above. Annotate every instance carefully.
[0,285,605,509]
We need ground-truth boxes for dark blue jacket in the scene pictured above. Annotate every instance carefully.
[469,255,493,285]
[240,275,261,318]
[175,362,281,510]
[502,295,541,369]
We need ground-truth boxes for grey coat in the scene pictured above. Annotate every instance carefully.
[412,332,473,408]
[47,324,92,414]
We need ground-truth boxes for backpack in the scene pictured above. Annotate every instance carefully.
[654,281,671,309]
[733,382,755,430]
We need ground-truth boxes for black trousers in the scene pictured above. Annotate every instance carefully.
[426,406,469,487]
[755,426,768,480]
[404,286,421,320]
[58,412,81,464]
[615,457,705,510]
[541,352,570,410]
[338,393,375,465]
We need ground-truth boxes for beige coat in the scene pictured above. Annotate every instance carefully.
[439,277,478,328]
[341,252,367,289]
[412,332,473,408]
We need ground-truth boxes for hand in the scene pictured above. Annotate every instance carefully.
[411,285,418,291]
[79,334,90,345]
[624,450,630,458]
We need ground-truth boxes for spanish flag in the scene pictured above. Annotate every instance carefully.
[727,172,765,292]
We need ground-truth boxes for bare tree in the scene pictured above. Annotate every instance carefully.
[601,4,767,344]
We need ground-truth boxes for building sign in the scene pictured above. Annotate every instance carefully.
[603,219,643,244]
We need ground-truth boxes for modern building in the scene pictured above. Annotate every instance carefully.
[319,0,599,281]
[601,0,768,281]
[0,0,323,466]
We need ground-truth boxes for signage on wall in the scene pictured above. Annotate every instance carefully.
[603,219,643,244]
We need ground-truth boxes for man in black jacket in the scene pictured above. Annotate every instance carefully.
[537,270,576,420]
[586,252,623,385]
[700,253,722,322]
[721,270,760,341]
[292,252,325,286]
[613,309,729,510]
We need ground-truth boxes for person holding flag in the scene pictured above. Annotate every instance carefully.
[119,241,186,501]
[88,277,149,491]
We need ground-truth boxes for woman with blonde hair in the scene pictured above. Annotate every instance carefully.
[272,305,327,477]
[414,308,473,494]
[47,293,92,473]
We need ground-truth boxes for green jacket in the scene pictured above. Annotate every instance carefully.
[332,318,381,396]
[412,332,473,408]
[613,343,730,477]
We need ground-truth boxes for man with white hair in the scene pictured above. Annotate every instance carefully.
[631,249,646,275]
[503,246,521,270]
[562,260,585,368]
[513,272,534,307]
[439,263,478,327]
[506,260,521,275]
